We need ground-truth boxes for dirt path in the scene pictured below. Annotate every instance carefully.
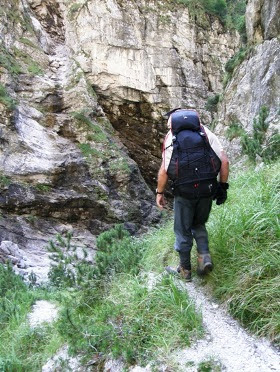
[172,278,280,371]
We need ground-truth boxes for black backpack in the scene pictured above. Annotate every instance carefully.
[166,109,221,199]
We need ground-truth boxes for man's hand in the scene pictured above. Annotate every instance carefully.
[214,182,229,205]
[156,194,166,210]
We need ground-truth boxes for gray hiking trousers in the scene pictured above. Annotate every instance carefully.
[174,195,213,270]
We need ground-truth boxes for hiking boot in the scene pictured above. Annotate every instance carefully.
[177,266,192,282]
[197,253,213,276]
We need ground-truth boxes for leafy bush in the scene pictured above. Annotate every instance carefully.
[226,0,247,42]
[203,0,227,21]
[240,106,279,162]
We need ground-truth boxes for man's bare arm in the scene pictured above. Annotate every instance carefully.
[219,151,229,183]
[156,162,168,210]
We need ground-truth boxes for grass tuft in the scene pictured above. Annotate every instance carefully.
[0,84,16,111]
[207,162,280,344]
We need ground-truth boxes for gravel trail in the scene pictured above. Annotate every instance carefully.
[173,278,280,372]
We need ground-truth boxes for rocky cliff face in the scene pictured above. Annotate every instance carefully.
[66,0,238,182]
[3,0,276,280]
[217,0,280,162]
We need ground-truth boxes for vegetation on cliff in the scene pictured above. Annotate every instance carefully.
[177,0,246,36]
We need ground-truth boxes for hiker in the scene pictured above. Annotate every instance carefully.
[156,108,229,281]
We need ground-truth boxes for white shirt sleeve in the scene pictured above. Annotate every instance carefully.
[204,126,224,160]
[162,130,173,171]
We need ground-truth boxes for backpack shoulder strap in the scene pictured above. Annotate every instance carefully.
[199,125,212,150]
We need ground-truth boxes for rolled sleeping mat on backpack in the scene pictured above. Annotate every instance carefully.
[171,110,200,134]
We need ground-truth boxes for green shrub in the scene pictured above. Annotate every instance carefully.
[225,121,245,141]
[176,0,227,22]
[48,232,92,288]
[240,106,276,162]
[48,225,142,290]
[203,0,227,22]
[223,46,254,87]
[240,135,261,161]
[176,0,246,33]
[205,94,220,112]
[48,224,202,365]
[225,47,248,75]
[226,0,247,42]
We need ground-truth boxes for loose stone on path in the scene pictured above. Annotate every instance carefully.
[28,300,58,328]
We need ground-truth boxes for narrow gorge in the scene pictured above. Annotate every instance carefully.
[0,0,279,279]
[0,0,280,370]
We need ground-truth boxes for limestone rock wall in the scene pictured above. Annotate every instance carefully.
[246,0,280,43]
[0,0,162,279]
[65,0,238,182]
[217,0,280,162]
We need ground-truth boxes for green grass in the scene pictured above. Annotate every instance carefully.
[34,183,51,192]
[1,162,279,369]
[71,111,108,143]
[223,47,254,87]
[4,225,203,369]
[47,225,202,367]
[207,162,280,344]
[0,84,16,111]
[0,44,22,75]
[18,37,39,49]
[137,162,280,345]
[0,264,63,371]
[58,274,202,365]
[12,47,43,76]
[0,172,12,188]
